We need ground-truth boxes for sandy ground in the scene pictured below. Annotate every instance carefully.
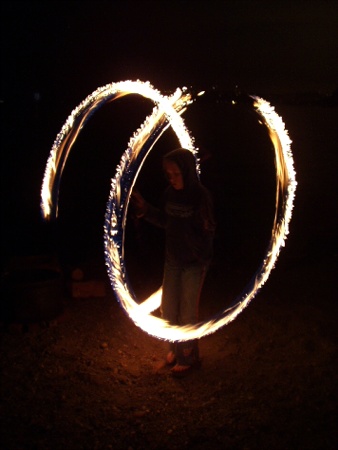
[0,249,337,450]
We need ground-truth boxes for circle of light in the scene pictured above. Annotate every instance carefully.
[41,80,297,342]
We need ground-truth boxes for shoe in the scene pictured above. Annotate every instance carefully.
[171,360,201,378]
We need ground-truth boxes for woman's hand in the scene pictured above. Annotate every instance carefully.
[131,190,147,217]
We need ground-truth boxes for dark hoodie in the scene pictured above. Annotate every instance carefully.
[144,148,215,265]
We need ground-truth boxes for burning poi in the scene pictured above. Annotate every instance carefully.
[41,80,297,342]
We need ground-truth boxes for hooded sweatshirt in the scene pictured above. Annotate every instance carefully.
[144,148,215,265]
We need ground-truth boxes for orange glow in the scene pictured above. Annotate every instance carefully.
[41,81,296,342]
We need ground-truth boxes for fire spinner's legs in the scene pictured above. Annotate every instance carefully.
[161,262,207,368]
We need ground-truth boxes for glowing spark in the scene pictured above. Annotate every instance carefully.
[41,81,296,343]
[104,92,296,342]
[41,80,195,220]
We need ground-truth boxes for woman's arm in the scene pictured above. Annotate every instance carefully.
[131,190,166,228]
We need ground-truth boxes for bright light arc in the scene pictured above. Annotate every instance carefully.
[41,80,296,342]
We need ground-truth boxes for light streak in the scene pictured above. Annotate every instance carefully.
[41,80,195,220]
[41,81,296,342]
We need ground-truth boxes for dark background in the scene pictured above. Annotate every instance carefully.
[1,2,337,449]
[1,0,337,273]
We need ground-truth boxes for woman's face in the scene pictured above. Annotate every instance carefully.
[163,160,184,190]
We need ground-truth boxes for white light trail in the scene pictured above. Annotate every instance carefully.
[41,81,296,342]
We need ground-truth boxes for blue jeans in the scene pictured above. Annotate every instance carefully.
[161,261,208,365]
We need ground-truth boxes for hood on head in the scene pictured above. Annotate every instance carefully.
[163,148,199,190]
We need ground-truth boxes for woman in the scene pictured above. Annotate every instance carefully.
[132,148,215,376]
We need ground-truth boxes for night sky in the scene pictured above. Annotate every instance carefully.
[1,0,337,269]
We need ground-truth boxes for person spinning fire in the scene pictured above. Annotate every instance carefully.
[131,148,215,377]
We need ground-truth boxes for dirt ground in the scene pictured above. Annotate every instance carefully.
[0,249,337,450]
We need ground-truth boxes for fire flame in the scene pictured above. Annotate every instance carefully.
[41,80,296,342]
[41,80,195,220]
[104,91,297,342]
